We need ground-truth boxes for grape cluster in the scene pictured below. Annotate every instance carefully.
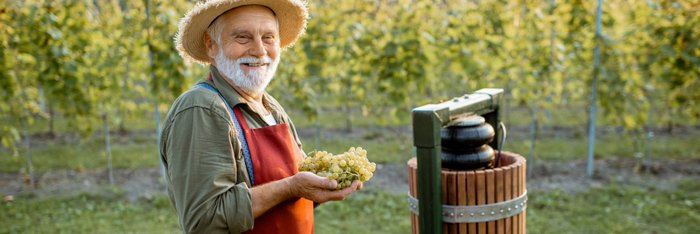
[299,147,377,190]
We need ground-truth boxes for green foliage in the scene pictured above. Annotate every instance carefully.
[594,0,700,130]
[271,0,699,131]
[0,5,19,154]
[146,0,192,101]
[33,0,95,131]
[0,0,201,155]
[1,0,699,158]
[87,0,150,125]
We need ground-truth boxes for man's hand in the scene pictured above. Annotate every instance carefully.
[251,172,362,218]
[288,171,362,203]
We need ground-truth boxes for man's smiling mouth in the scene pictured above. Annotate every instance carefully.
[243,63,268,67]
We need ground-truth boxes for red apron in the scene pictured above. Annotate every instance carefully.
[235,108,314,234]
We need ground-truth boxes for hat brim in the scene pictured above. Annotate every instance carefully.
[175,0,308,64]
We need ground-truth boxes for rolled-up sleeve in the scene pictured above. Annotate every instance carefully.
[162,103,253,234]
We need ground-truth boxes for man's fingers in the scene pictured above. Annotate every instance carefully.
[327,179,338,189]
[336,181,359,195]
[313,175,337,189]
[300,172,337,189]
[297,172,364,202]
[309,180,365,202]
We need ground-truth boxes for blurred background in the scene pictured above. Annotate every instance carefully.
[1,0,698,233]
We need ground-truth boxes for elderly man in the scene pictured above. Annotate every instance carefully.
[160,0,361,233]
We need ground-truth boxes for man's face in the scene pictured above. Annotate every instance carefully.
[207,5,280,93]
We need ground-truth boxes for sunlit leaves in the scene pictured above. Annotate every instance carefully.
[272,0,699,131]
[1,0,698,153]
[0,0,198,151]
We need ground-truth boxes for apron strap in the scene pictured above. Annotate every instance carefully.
[233,108,251,130]
[194,83,255,185]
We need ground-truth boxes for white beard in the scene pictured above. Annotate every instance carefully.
[215,48,279,94]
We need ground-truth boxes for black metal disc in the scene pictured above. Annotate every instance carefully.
[441,145,495,170]
[441,122,495,149]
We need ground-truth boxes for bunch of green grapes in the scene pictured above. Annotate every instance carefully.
[299,147,376,189]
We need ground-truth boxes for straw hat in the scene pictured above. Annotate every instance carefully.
[175,0,308,64]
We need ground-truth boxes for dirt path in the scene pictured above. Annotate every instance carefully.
[2,158,699,201]
[0,168,166,202]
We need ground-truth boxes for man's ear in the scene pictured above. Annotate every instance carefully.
[204,32,217,62]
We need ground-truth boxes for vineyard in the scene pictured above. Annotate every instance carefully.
[1,0,700,233]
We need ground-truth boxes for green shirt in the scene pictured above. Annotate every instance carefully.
[159,66,304,233]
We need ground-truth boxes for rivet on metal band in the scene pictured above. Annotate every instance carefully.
[407,191,527,223]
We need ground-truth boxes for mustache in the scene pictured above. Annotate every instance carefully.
[236,56,273,64]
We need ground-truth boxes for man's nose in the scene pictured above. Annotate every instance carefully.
[249,37,266,58]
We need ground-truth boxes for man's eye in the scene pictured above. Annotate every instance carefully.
[263,36,276,42]
[234,35,251,43]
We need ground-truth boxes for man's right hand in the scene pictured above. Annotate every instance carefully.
[287,171,361,203]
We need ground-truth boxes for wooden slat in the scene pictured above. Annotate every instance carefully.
[486,170,495,234]
[476,171,486,234]
[499,155,509,168]
[511,164,520,233]
[517,159,524,234]
[521,159,527,234]
[511,163,517,234]
[467,171,477,234]
[443,170,448,234]
[458,172,467,234]
[448,172,458,234]
[408,161,412,234]
[408,158,417,234]
[504,165,512,234]
[495,168,504,234]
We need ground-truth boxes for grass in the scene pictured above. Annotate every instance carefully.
[286,100,699,131]
[527,179,700,233]
[1,124,416,173]
[506,132,700,161]
[0,188,408,234]
[2,126,698,173]
[288,108,412,129]
[0,132,411,173]
[0,192,180,234]
[2,181,698,234]
[314,189,411,234]
[16,112,161,136]
[0,135,159,173]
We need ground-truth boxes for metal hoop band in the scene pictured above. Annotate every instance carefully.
[408,190,527,223]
